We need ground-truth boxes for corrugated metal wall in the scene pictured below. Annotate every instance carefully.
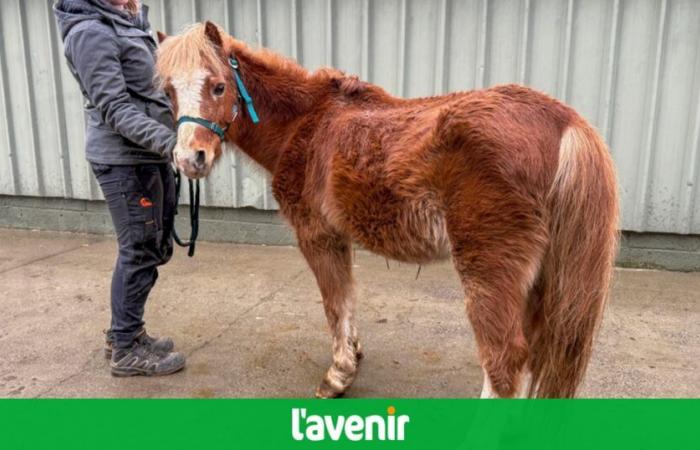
[1,0,699,233]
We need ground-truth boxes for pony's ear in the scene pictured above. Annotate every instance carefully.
[156,30,168,44]
[204,21,223,48]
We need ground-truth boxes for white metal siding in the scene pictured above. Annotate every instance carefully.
[1,0,699,233]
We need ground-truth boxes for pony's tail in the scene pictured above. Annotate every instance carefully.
[528,121,619,398]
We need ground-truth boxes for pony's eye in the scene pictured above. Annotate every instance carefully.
[213,83,225,97]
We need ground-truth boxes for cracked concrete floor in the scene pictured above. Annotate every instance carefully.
[0,228,698,398]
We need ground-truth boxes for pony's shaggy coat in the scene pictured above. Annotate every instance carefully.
[157,23,619,398]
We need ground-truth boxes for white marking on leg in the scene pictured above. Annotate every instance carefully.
[333,317,356,371]
[480,369,499,399]
[341,316,351,340]
[516,369,533,398]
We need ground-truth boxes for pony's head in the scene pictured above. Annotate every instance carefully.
[156,22,239,179]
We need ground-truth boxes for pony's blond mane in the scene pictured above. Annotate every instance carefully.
[155,23,228,86]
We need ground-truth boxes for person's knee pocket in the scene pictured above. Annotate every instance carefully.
[121,177,158,252]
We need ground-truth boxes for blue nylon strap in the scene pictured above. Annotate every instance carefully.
[177,116,227,140]
[229,57,260,124]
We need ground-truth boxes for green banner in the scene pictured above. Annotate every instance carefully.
[0,399,696,449]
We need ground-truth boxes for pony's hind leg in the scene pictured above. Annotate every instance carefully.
[464,276,532,398]
[447,193,547,398]
[298,232,361,398]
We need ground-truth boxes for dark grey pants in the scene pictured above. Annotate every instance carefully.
[91,163,176,349]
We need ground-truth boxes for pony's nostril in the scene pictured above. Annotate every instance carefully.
[194,150,206,167]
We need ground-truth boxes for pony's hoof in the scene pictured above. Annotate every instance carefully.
[315,379,346,399]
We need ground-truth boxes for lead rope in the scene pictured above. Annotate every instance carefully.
[172,168,200,257]
[170,54,258,258]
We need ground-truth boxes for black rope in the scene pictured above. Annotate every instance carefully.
[172,168,200,257]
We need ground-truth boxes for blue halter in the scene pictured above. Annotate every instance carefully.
[176,56,260,140]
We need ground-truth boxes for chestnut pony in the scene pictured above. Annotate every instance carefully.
[156,22,618,398]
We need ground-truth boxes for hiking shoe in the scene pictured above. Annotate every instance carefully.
[104,328,174,359]
[110,335,186,377]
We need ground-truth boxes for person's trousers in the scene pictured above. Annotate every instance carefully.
[91,163,176,349]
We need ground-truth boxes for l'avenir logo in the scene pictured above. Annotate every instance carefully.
[291,406,410,441]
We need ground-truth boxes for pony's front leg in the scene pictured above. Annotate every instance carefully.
[298,233,361,398]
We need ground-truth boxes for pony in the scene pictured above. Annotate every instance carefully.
[156,22,619,398]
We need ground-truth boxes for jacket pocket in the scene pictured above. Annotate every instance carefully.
[86,124,126,150]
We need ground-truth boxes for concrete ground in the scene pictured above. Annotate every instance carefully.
[0,228,698,398]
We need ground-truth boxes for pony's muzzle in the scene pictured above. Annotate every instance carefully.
[175,149,210,179]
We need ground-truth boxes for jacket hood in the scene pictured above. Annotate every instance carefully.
[54,0,143,40]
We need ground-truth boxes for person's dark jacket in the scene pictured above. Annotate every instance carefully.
[54,0,175,164]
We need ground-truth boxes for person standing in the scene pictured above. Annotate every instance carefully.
[54,0,186,376]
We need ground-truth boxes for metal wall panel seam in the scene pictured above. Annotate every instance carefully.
[361,0,369,81]
[0,4,20,196]
[325,0,333,66]
[474,0,489,89]
[433,0,448,95]
[677,34,700,233]
[599,0,621,148]
[517,0,531,85]
[396,0,407,97]
[18,0,45,196]
[256,0,264,46]
[159,0,168,32]
[634,0,668,231]
[191,0,198,23]
[688,95,700,232]
[291,0,300,61]
[557,0,574,103]
[46,1,73,199]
